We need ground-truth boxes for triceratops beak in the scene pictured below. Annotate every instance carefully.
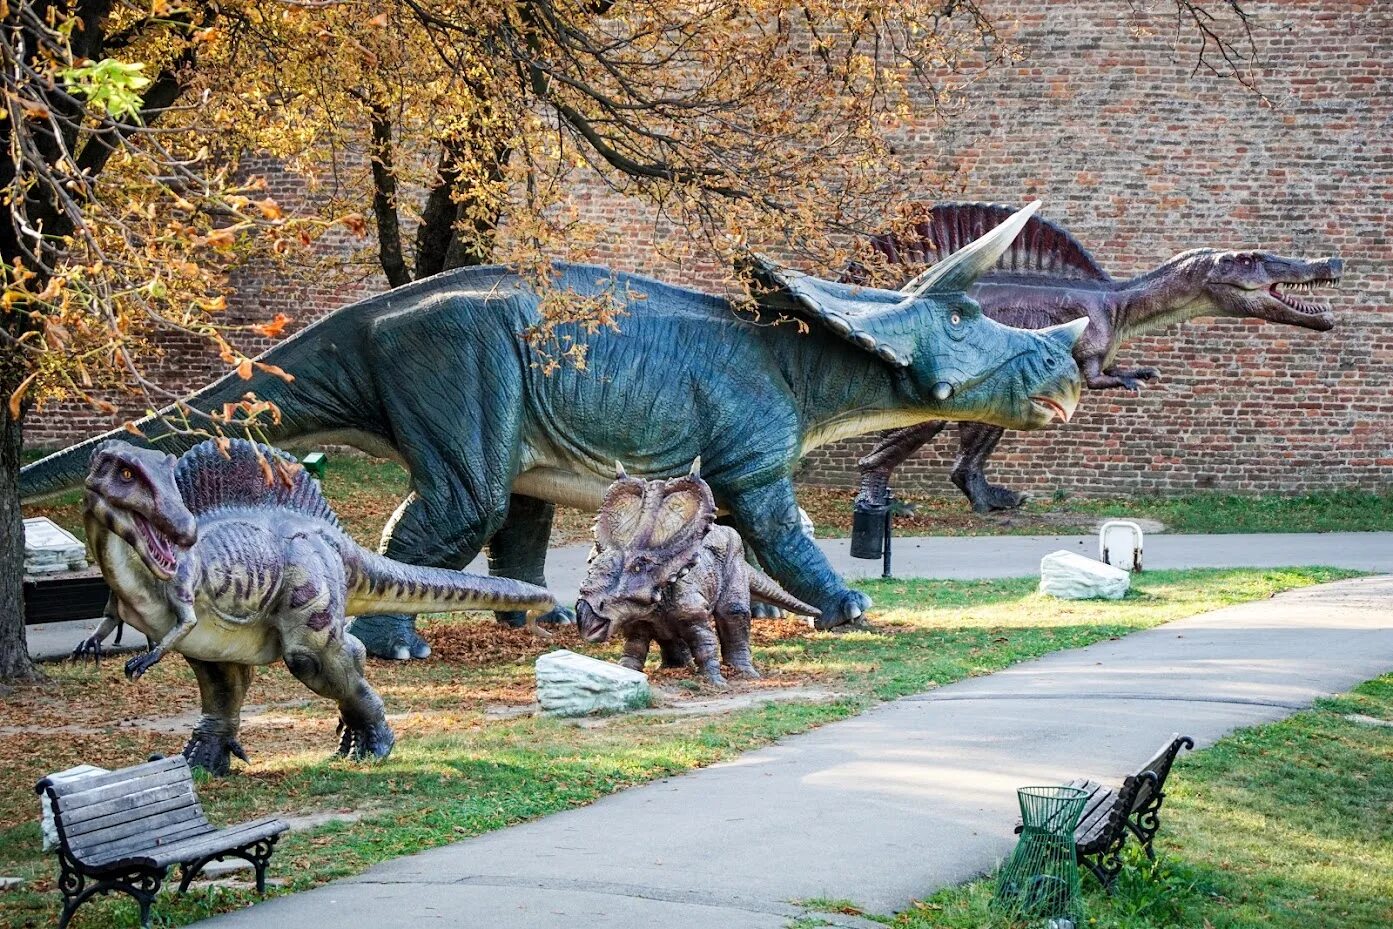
[900,200,1042,299]
[1040,317,1089,350]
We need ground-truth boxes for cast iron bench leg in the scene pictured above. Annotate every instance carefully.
[176,837,281,895]
[58,854,166,929]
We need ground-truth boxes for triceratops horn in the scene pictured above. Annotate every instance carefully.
[901,200,1042,298]
[615,460,628,479]
[689,456,702,478]
[1041,317,1089,349]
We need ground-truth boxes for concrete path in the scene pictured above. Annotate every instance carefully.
[27,531,1393,660]
[196,575,1393,929]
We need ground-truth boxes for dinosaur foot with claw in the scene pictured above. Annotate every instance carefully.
[183,727,250,777]
[349,614,431,661]
[813,589,873,631]
[336,717,396,761]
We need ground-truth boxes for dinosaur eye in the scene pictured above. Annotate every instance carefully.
[119,468,133,481]
[950,313,961,326]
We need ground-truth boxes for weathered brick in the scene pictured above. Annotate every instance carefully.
[26,3,1392,500]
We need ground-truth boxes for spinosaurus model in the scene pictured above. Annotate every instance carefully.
[851,203,1342,512]
[24,202,1084,659]
[575,460,819,686]
[81,438,554,774]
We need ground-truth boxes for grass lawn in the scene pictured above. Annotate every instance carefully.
[0,566,1358,929]
[853,673,1393,929]
[23,452,1393,544]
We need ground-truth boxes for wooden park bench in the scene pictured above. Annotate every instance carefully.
[36,756,289,929]
[1017,734,1194,890]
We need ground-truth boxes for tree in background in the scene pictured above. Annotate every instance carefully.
[0,0,1257,681]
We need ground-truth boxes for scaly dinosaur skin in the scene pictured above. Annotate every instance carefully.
[575,462,820,686]
[853,203,1342,512]
[25,203,1083,656]
[80,439,554,774]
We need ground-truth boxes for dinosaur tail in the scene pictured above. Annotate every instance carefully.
[20,310,370,503]
[748,566,821,618]
[345,549,556,617]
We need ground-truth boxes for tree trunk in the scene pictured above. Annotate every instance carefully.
[0,363,41,682]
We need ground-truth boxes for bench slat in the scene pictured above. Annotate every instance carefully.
[43,757,186,798]
[1077,807,1121,848]
[82,819,219,868]
[1130,733,1188,813]
[52,766,192,811]
[68,806,211,858]
[91,817,289,870]
[61,785,198,834]
[144,817,289,867]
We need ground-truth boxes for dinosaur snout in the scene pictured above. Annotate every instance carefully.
[575,599,612,643]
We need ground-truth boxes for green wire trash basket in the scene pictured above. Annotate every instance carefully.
[993,785,1087,927]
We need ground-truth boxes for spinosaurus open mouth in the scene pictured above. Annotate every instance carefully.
[132,513,178,575]
[1269,275,1339,315]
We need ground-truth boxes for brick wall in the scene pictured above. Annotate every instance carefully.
[29,2,1393,500]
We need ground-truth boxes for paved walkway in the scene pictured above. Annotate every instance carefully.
[27,531,1393,660]
[197,575,1393,929]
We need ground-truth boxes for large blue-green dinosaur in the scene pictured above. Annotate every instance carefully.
[23,203,1084,659]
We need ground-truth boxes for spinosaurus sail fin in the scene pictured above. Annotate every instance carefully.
[175,438,339,526]
[869,202,1111,286]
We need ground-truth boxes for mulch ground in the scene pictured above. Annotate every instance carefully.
[0,614,822,830]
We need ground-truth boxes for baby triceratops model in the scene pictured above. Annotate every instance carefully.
[851,203,1341,512]
[81,438,555,774]
[575,461,820,686]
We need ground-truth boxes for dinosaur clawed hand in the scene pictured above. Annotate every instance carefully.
[1112,367,1160,392]
[183,730,250,777]
[71,634,105,665]
[124,649,163,680]
[336,716,396,762]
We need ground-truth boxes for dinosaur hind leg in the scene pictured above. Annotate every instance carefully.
[284,542,393,759]
[857,421,946,506]
[284,630,394,762]
[950,423,1026,513]
[716,609,758,679]
[183,658,255,776]
[488,494,573,629]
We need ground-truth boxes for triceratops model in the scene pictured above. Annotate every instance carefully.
[575,461,819,685]
[24,202,1083,660]
[852,203,1341,512]
[81,438,555,774]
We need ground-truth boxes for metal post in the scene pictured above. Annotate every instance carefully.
[881,504,893,579]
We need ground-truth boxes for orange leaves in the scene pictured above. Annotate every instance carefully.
[252,313,292,339]
[236,358,254,379]
[7,372,37,419]
[254,198,283,221]
[340,213,368,237]
[202,227,237,249]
